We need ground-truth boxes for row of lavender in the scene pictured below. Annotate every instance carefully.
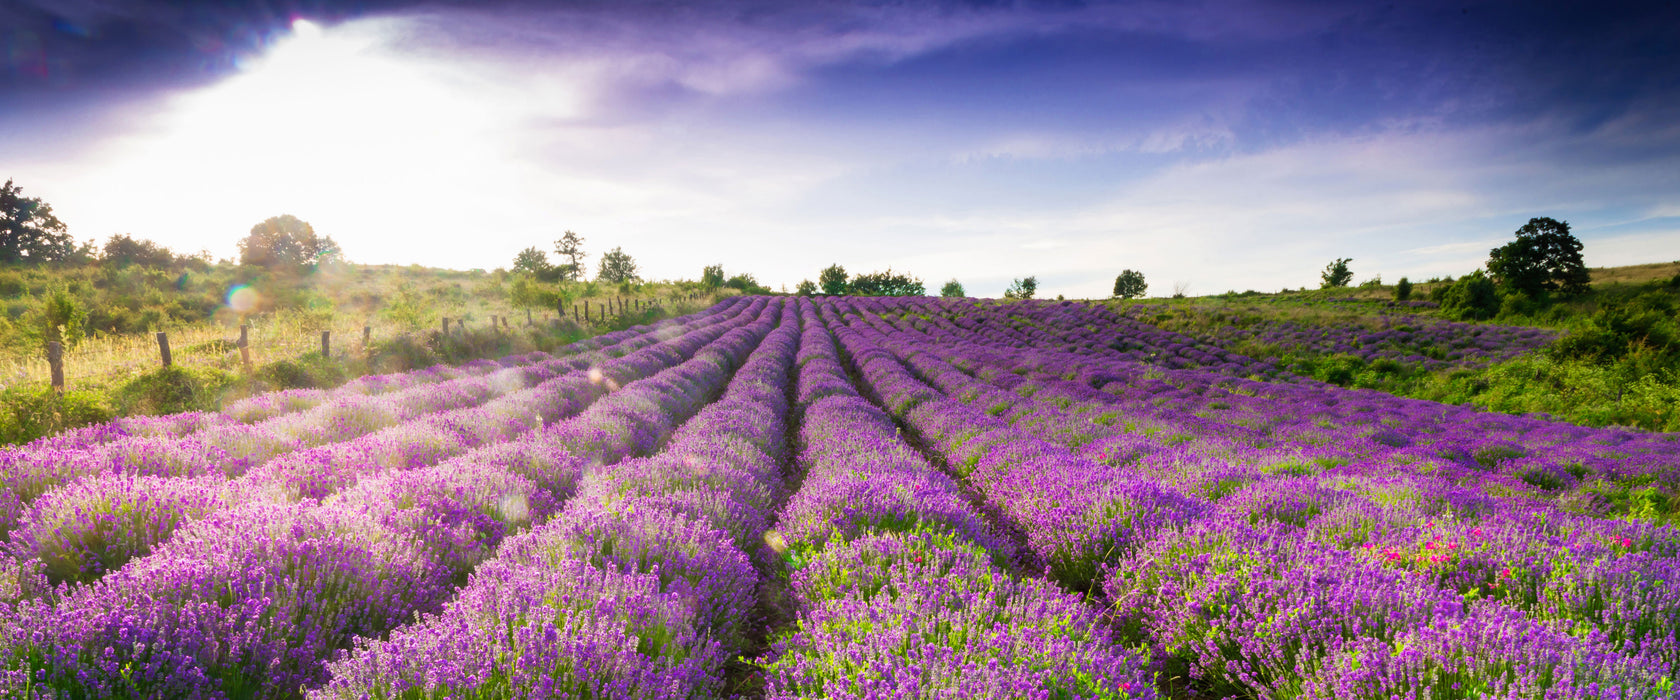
[312,298,797,697]
[0,300,762,590]
[758,300,1153,698]
[0,297,775,697]
[1113,301,1556,371]
[0,319,693,544]
[312,296,1158,699]
[828,296,1677,698]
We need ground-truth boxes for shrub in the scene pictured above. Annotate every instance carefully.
[849,269,925,296]
[1438,270,1499,321]
[724,273,772,295]
[258,352,349,391]
[0,385,114,445]
[1320,258,1353,288]
[1395,277,1413,301]
[1003,276,1037,300]
[112,365,235,415]
[700,264,724,289]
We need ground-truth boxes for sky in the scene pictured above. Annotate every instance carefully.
[2,0,1677,299]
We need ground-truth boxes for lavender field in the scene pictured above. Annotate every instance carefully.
[2,295,1677,699]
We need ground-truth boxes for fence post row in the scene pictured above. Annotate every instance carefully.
[156,332,172,368]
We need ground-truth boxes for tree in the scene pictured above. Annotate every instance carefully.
[1,179,74,264]
[596,246,639,284]
[102,234,177,268]
[940,279,965,298]
[1003,276,1038,300]
[1486,217,1590,297]
[795,279,817,295]
[849,269,925,296]
[1439,269,1500,321]
[239,215,342,270]
[1320,258,1353,288]
[40,286,86,348]
[554,230,586,282]
[700,264,725,289]
[1112,269,1147,299]
[818,264,849,295]
[512,246,557,281]
[1395,277,1413,301]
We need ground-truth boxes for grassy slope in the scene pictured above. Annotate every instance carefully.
[0,260,732,445]
[1109,260,1680,433]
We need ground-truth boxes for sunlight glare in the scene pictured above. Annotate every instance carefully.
[62,17,581,264]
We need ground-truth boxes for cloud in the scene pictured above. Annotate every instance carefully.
[5,0,1680,303]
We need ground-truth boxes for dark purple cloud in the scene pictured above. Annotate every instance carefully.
[5,1,1675,135]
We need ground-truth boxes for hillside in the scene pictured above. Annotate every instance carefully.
[0,259,730,444]
[1108,261,1680,431]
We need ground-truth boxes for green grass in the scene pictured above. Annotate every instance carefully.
[1109,264,1680,432]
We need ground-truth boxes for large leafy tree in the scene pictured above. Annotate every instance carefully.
[818,264,848,295]
[1,179,75,264]
[849,269,925,296]
[1112,269,1147,299]
[554,231,586,282]
[1320,258,1353,288]
[512,246,556,280]
[940,279,965,298]
[596,246,639,284]
[239,215,342,270]
[102,234,178,268]
[1486,217,1590,297]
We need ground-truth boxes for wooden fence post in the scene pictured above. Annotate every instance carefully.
[442,317,450,335]
[526,308,533,327]
[583,300,589,321]
[46,341,63,394]
[321,330,331,358]
[362,325,371,348]
[156,332,172,368]
[572,304,579,322]
[239,325,251,371]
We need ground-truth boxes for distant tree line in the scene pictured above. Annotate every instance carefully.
[1313,216,1597,322]
[795,264,926,297]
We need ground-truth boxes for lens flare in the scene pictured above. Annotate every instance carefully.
[227,285,260,313]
